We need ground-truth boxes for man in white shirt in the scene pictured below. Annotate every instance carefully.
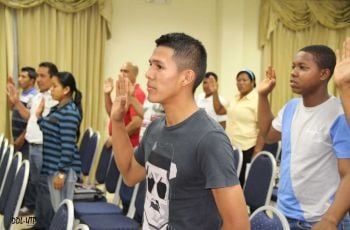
[196,72,228,128]
[7,62,58,228]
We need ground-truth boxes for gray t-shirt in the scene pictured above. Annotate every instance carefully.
[135,109,239,230]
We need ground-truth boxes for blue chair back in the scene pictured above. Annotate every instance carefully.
[232,145,243,177]
[0,152,22,213]
[95,143,112,184]
[49,199,74,230]
[0,146,14,195]
[263,142,281,160]
[105,155,120,193]
[3,160,29,230]
[133,180,146,222]
[78,127,93,157]
[81,131,100,176]
[0,137,8,163]
[244,151,276,212]
[0,134,4,159]
[250,205,290,230]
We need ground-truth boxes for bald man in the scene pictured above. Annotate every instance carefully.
[104,61,146,214]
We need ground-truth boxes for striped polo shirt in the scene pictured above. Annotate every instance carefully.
[38,100,82,175]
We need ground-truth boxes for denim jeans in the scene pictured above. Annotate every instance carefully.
[23,144,43,209]
[47,169,77,211]
[35,174,54,229]
[288,214,350,230]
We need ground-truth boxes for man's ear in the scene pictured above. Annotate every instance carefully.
[320,69,331,81]
[181,70,196,87]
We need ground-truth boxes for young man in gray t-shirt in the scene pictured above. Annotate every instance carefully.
[110,33,249,229]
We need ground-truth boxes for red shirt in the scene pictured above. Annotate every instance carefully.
[109,84,146,147]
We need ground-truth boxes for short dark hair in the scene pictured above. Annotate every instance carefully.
[21,66,37,80]
[39,62,58,77]
[155,33,207,92]
[204,72,218,81]
[299,45,336,77]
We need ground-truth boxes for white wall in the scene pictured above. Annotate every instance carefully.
[217,0,261,100]
[104,0,261,102]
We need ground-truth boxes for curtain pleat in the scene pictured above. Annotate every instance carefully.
[0,5,14,138]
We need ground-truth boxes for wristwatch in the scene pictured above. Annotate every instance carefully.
[57,172,65,180]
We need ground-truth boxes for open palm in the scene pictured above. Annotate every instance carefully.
[258,66,276,96]
[334,37,350,89]
[7,79,19,104]
[110,76,130,122]
[104,77,114,94]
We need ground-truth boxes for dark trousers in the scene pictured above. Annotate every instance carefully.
[239,146,255,187]
[23,144,42,210]
[35,174,55,229]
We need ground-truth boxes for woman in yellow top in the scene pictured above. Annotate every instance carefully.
[226,69,264,186]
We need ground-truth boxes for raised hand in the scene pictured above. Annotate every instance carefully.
[258,66,276,96]
[126,77,136,99]
[103,77,114,94]
[334,37,350,90]
[36,97,45,118]
[7,76,14,86]
[208,75,218,94]
[7,79,19,104]
[110,75,130,123]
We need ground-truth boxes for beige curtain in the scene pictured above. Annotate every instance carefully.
[0,0,111,144]
[0,5,14,138]
[259,0,350,114]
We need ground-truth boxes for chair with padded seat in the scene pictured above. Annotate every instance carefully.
[244,151,276,213]
[74,140,113,202]
[0,146,14,197]
[1,160,30,230]
[76,181,145,230]
[250,205,290,230]
[0,152,22,213]
[74,155,123,219]
[263,141,282,161]
[80,130,100,181]
[78,127,93,158]
[0,134,4,158]
[0,137,9,163]
[232,145,243,177]
[49,199,74,230]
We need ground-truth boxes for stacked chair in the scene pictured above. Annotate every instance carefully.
[0,159,30,230]
[0,145,14,195]
[0,135,30,229]
[0,135,9,162]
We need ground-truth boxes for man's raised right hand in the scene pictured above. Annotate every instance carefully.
[258,66,276,97]
[104,77,114,94]
[110,76,130,123]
